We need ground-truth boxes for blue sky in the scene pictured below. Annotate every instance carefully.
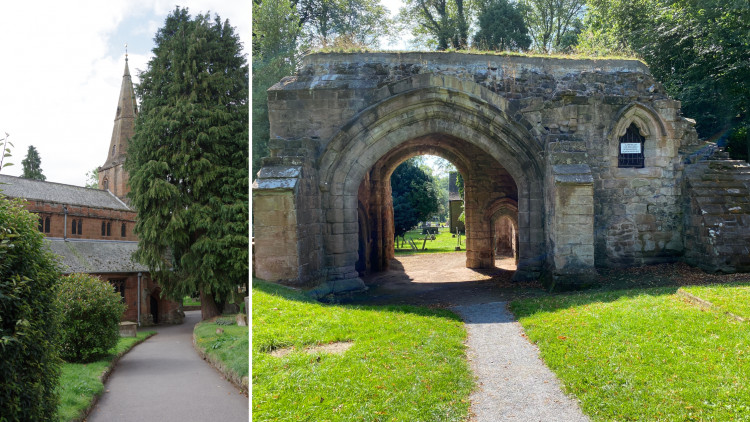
[0,1,249,186]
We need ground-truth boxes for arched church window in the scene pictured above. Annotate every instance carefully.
[72,219,77,235]
[44,216,50,233]
[38,216,44,232]
[121,223,126,237]
[618,123,645,168]
[103,178,109,191]
[107,222,111,236]
[78,219,82,234]
[102,221,106,236]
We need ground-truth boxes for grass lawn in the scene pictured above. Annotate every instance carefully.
[681,282,750,319]
[183,295,201,307]
[56,331,155,422]
[252,279,472,421]
[510,288,750,421]
[194,317,249,389]
[394,228,463,255]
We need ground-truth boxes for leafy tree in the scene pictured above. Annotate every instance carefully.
[299,0,391,48]
[0,195,61,420]
[399,0,472,50]
[520,0,585,52]
[84,167,99,189]
[20,145,45,181]
[580,0,750,137]
[473,0,531,51]
[391,158,441,238]
[252,0,302,174]
[126,7,249,320]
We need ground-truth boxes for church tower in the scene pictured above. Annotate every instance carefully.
[99,54,138,203]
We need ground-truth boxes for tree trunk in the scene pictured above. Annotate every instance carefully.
[200,289,221,320]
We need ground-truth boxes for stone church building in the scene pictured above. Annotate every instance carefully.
[0,57,182,324]
[253,52,750,292]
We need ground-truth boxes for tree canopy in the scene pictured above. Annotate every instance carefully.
[20,145,45,181]
[391,158,441,238]
[399,0,472,50]
[126,7,249,320]
[473,0,531,51]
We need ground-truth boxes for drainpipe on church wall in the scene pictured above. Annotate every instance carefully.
[63,206,68,241]
[137,272,142,326]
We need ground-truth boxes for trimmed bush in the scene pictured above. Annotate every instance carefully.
[0,195,61,420]
[56,273,126,362]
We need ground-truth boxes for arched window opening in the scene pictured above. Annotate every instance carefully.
[121,223,126,237]
[38,216,44,232]
[103,178,109,191]
[618,123,645,168]
[106,222,111,236]
[71,219,77,235]
[101,221,106,236]
[78,219,82,234]
[44,217,50,233]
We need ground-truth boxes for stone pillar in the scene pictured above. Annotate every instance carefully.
[252,166,302,283]
[547,164,597,288]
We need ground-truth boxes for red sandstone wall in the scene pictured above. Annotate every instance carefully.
[24,200,137,241]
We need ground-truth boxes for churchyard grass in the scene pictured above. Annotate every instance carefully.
[681,282,750,319]
[182,295,201,307]
[510,288,750,421]
[252,279,472,421]
[193,318,249,384]
[394,228,464,255]
[56,331,155,422]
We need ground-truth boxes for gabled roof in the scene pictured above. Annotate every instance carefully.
[46,238,147,274]
[0,174,131,211]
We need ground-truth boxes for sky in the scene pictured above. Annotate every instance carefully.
[0,1,250,187]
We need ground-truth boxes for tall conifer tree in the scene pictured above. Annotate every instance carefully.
[126,7,249,320]
[21,145,45,181]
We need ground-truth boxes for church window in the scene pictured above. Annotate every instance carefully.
[38,216,44,232]
[44,216,50,233]
[78,219,82,234]
[109,279,126,301]
[121,223,126,237]
[618,124,645,168]
[103,178,109,191]
[72,219,77,235]
[101,221,106,236]
[107,222,111,236]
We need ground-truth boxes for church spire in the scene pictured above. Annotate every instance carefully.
[98,50,137,202]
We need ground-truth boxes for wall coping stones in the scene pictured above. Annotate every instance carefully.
[252,165,302,191]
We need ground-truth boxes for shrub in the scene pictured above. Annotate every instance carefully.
[0,195,61,420]
[726,125,749,162]
[56,273,126,362]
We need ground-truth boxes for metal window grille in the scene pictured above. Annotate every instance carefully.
[618,124,645,168]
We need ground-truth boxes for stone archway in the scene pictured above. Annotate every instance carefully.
[253,52,700,291]
[317,80,545,282]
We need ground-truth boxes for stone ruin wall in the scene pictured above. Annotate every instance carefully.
[256,52,703,286]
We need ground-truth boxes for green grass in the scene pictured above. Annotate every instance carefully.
[194,317,249,384]
[252,279,472,421]
[182,295,201,307]
[56,331,155,422]
[682,282,750,320]
[395,228,464,255]
[510,288,750,421]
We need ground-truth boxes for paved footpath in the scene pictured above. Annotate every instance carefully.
[452,302,589,422]
[87,310,248,422]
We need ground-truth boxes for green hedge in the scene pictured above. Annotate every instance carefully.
[56,273,126,363]
[0,195,61,421]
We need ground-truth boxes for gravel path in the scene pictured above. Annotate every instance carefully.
[452,302,589,422]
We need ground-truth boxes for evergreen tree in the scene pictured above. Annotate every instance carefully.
[391,158,440,238]
[21,145,45,181]
[473,0,531,51]
[125,7,249,320]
